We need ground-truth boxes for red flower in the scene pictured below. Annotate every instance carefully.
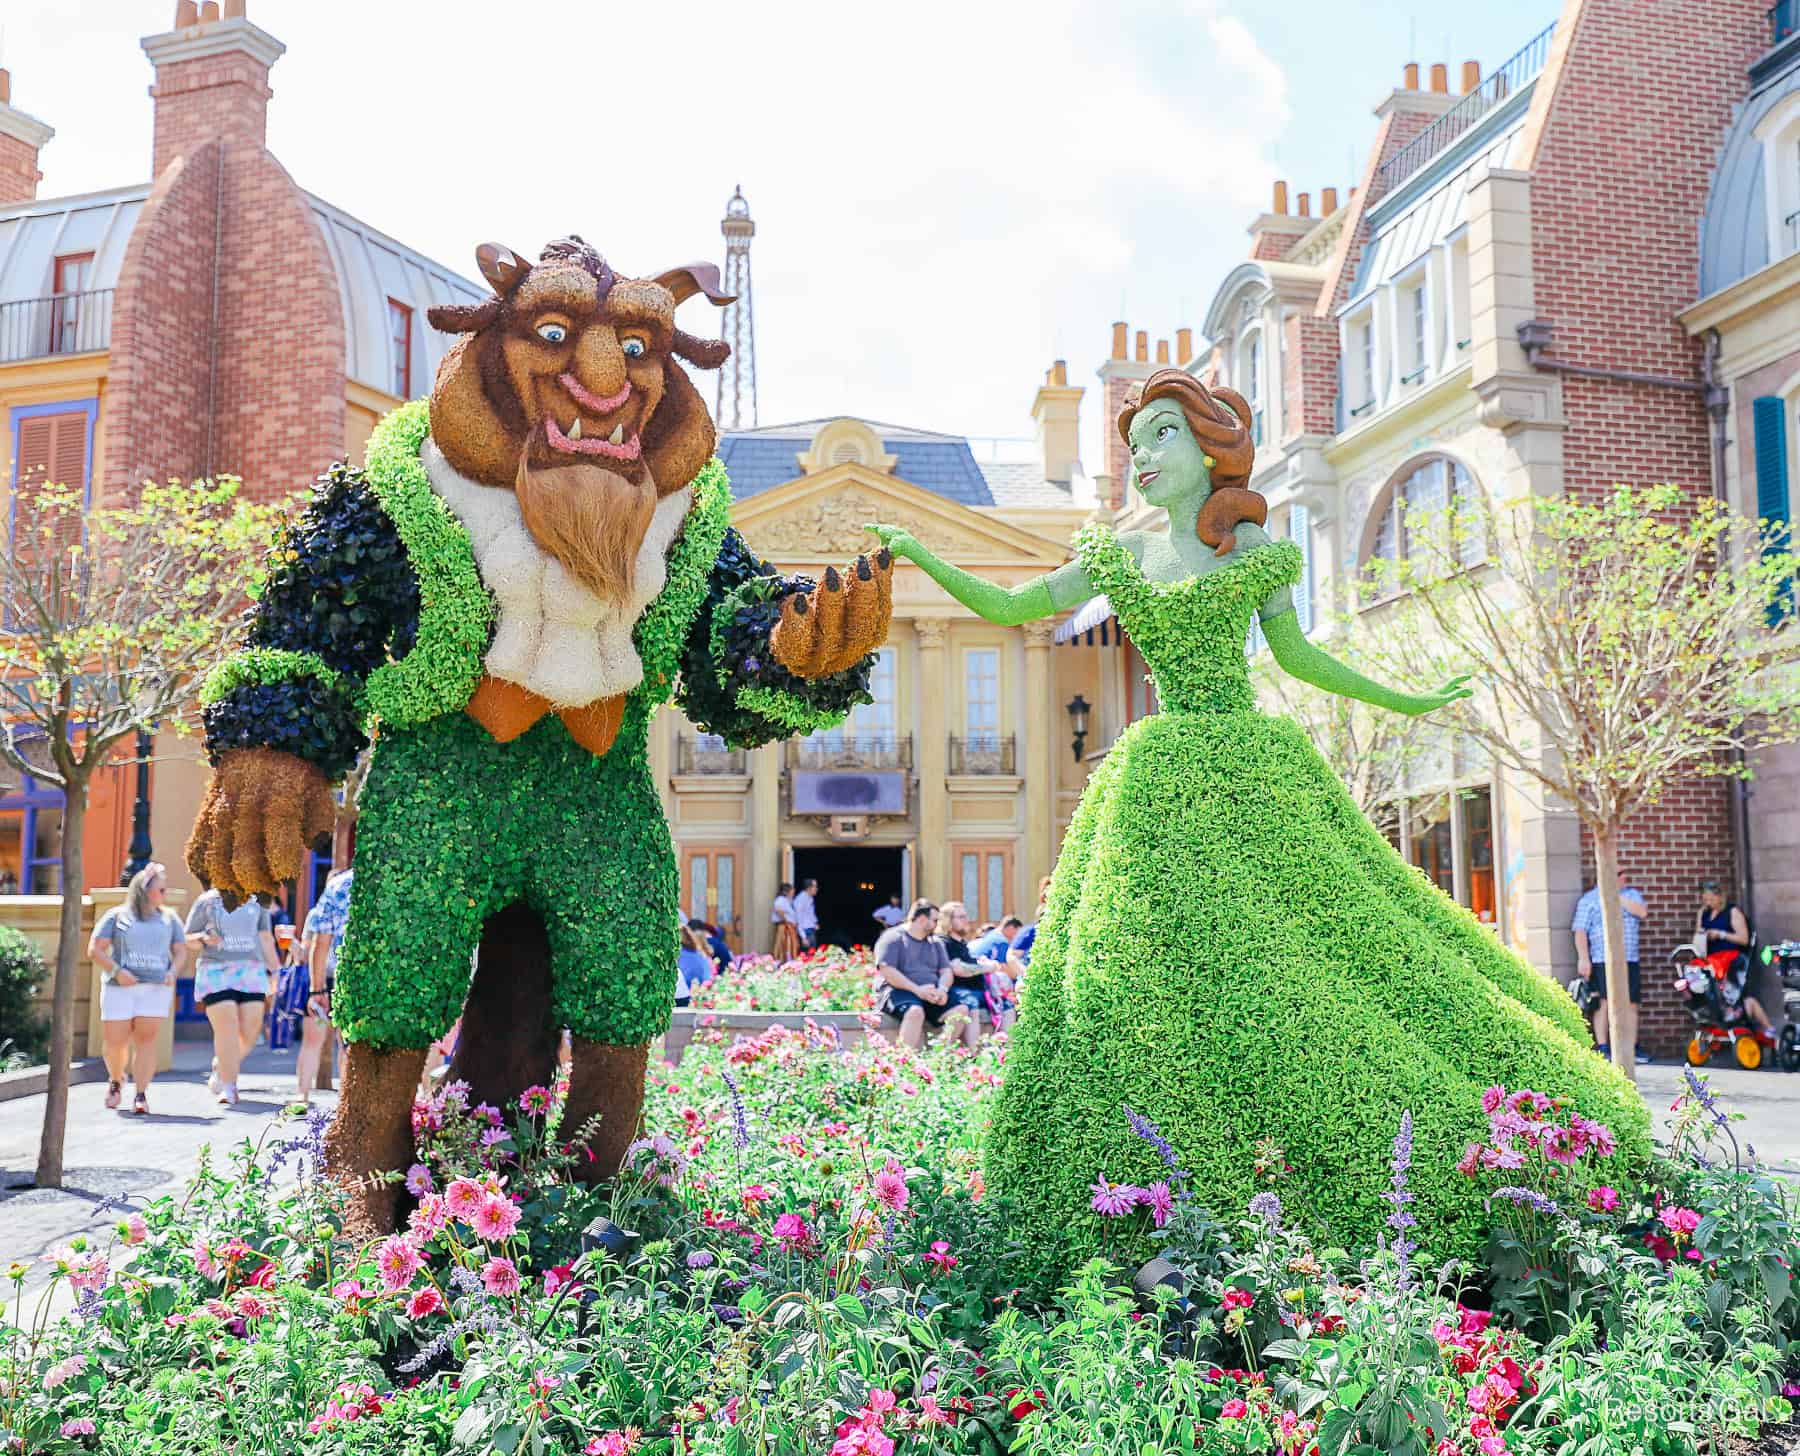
[1220,1286,1254,1310]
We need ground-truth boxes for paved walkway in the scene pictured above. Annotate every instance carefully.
[0,1040,336,1306]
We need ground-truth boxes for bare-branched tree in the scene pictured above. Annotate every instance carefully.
[0,478,284,1185]
[1366,482,1800,1077]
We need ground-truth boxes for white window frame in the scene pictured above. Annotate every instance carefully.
[1753,91,1800,262]
[962,647,1001,750]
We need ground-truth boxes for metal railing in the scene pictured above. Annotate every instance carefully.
[674,734,746,776]
[1369,23,1555,203]
[787,734,913,772]
[948,734,1016,775]
[0,289,115,364]
[1774,0,1798,44]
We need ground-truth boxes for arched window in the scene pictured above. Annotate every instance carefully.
[1238,330,1264,446]
[1361,454,1481,593]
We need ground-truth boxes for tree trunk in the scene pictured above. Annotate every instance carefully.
[1592,823,1637,1082]
[35,785,86,1188]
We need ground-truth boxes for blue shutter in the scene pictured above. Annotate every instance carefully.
[1290,503,1314,635]
[1752,396,1792,625]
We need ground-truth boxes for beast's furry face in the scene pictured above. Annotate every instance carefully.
[426,238,732,598]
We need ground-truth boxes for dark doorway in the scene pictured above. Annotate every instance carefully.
[793,845,904,950]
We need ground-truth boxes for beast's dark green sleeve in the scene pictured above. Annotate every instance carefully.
[201,463,422,780]
[673,527,875,747]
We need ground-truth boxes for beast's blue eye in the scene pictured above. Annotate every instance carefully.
[536,322,568,344]
[622,338,647,359]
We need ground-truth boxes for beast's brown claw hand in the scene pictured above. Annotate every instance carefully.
[185,747,331,899]
[770,552,894,679]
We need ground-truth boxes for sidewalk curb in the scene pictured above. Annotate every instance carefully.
[0,1059,106,1104]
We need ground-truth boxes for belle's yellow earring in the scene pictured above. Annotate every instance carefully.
[1203,454,1216,469]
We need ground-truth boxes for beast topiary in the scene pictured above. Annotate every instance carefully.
[867,367,1647,1269]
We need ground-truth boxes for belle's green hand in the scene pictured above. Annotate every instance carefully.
[864,523,920,561]
[1401,673,1475,717]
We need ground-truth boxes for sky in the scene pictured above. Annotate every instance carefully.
[8,0,1560,466]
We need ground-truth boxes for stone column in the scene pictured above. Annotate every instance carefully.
[1022,620,1057,900]
[914,619,949,900]
[749,741,783,954]
[646,704,674,822]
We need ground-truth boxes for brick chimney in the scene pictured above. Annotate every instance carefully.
[142,1,286,178]
[1095,320,1165,505]
[1031,359,1084,487]
[0,70,54,205]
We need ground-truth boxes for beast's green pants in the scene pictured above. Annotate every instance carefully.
[332,710,677,1050]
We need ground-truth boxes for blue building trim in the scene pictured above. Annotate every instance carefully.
[8,397,99,541]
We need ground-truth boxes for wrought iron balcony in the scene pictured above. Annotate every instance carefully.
[674,734,746,776]
[948,734,1016,775]
[1369,23,1554,203]
[0,289,114,364]
[786,734,912,772]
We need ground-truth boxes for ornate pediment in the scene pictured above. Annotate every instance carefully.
[747,485,964,557]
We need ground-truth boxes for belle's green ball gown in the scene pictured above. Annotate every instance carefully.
[984,526,1647,1263]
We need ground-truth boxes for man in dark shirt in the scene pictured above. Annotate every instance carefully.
[934,901,998,1048]
[877,898,956,1050]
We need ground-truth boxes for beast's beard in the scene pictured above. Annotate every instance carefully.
[514,445,656,602]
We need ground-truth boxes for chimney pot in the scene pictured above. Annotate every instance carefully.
[1272,179,1289,214]
[1134,330,1148,363]
[1403,61,1420,90]
[1461,59,1481,93]
[224,0,246,15]
[1110,321,1127,360]
[199,1,221,20]
[175,0,198,25]
[0,69,9,107]
[1176,327,1193,364]
[1297,191,1311,218]
[1051,359,1067,387]
[1321,186,1339,213]
[1155,339,1170,364]
[1429,62,1448,93]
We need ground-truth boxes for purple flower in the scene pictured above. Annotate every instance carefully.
[1090,1177,1140,1218]
[721,1069,752,1151]
[1139,1181,1175,1228]
[1122,1104,1187,1179]
[1683,1065,1730,1130]
[1382,1110,1418,1288]
[1248,1191,1283,1226]
[1493,1185,1562,1217]
[685,1250,715,1269]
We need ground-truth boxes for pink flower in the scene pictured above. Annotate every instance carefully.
[405,1286,444,1319]
[404,1164,434,1198]
[872,1160,910,1213]
[1220,1398,1249,1419]
[1089,1178,1139,1217]
[232,1289,271,1319]
[333,1278,372,1310]
[120,1213,148,1246]
[1138,1181,1174,1229]
[1456,1143,1482,1177]
[923,1240,958,1272]
[42,1354,85,1389]
[190,1238,218,1280]
[409,1194,448,1242]
[375,1235,423,1293]
[1479,1437,1508,1456]
[444,1177,485,1220]
[1587,1185,1619,1213]
[1659,1206,1701,1240]
[528,1371,561,1396]
[584,1431,642,1456]
[481,1256,521,1296]
[519,1084,553,1115]
[772,1212,814,1250]
[1220,1287,1254,1311]
[543,1262,579,1296]
[60,1419,96,1437]
[471,1194,522,1242]
[1481,1085,1506,1115]
[917,1395,951,1425]
[1436,1442,1462,1456]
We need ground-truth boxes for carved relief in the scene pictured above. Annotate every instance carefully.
[746,488,963,557]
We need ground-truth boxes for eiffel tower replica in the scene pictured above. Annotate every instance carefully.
[715,185,757,430]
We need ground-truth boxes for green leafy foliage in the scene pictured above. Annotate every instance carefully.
[0,925,48,1068]
[985,539,1649,1273]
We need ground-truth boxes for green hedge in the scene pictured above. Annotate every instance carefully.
[984,707,1649,1269]
[0,924,49,1069]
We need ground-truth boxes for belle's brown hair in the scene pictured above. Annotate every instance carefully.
[1117,368,1268,556]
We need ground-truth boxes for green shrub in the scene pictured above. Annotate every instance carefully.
[0,924,48,1069]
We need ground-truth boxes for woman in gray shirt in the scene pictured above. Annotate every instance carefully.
[89,863,187,1115]
[187,885,279,1106]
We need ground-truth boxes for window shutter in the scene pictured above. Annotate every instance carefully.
[1290,502,1314,635]
[12,410,89,550]
[1752,397,1792,625]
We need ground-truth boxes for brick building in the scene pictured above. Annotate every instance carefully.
[0,1,482,910]
[1089,0,1788,1055]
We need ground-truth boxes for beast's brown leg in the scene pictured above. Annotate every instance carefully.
[326,1043,429,1237]
[561,1039,650,1186]
[448,902,561,1116]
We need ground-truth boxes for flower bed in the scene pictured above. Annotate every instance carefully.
[4,1030,1797,1454]
[689,945,883,1015]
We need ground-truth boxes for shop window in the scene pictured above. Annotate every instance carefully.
[964,648,1000,749]
[0,769,65,895]
[388,297,413,399]
[1409,793,1454,896]
[954,844,1013,926]
[1461,786,1496,925]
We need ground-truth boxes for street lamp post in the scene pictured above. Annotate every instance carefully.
[1066,694,1092,763]
[121,726,153,883]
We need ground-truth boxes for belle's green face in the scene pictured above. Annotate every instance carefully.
[1128,404,1211,509]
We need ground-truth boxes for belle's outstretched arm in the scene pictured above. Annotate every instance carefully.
[865,524,1094,627]
[1263,610,1472,717]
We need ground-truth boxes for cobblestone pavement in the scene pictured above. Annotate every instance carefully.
[1,1040,336,1310]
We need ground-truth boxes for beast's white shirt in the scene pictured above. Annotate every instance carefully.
[421,439,692,707]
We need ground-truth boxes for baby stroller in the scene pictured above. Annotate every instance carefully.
[1673,936,1776,1069]
[1759,939,1800,1072]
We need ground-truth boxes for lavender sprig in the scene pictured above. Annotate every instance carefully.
[1248,1191,1283,1226]
[1493,1185,1561,1217]
[721,1069,752,1151]
[1122,1104,1188,1181]
[1382,1110,1418,1289]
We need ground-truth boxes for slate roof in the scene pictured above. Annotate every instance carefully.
[718,419,996,506]
[979,459,1077,511]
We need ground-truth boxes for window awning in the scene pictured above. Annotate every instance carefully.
[1053,594,1114,643]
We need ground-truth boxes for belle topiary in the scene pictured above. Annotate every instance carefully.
[867,368,1648,1267]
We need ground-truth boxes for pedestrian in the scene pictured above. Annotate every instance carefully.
[794,878,820,951]
[1571,869,1649,1064]
[935,901,999,1048]
[1696,878,1775,1036]
[676,922,716,1007]
[187,882,281,1106]
[871,893,906,933]
[89,863,185,1115]
[969,915,1023,964]
[296,867,352,1105]
[1007,877,1055,980]
[771,881,800,962]
[694,917,732,973]
[877,898,961,1051]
